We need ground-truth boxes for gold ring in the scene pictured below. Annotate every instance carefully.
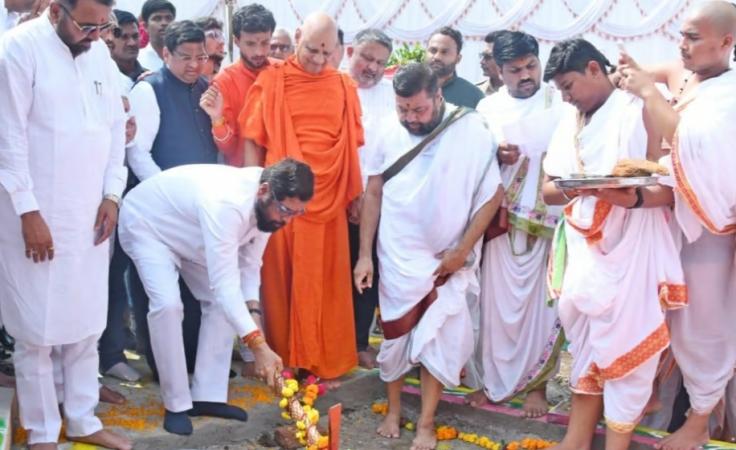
[48,247,54,251]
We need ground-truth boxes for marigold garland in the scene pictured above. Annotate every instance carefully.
[276,371,329,449]
[371,402,557,450]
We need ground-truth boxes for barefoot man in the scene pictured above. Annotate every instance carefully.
[354,62,503,450]
[617,2,736,449]
[468,30,566,418]
[240,12,364,381]
[542,39,686,450]
[0,0,131,448]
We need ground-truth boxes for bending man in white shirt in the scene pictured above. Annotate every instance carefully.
[354,63,503,450]
[118,159,313,436]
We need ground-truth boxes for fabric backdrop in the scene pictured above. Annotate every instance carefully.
[114,0,704,84]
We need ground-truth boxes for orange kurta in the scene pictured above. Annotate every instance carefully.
[211,58,274,167]
[240,56,364,378]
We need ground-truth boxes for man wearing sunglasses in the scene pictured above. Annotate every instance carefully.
[118,158,314,436]
[0,0,132,449]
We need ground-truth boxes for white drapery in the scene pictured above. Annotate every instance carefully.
[114,0,701,84]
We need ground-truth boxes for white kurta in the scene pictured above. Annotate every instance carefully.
[475,84,566,401]
[659,69,736,415]
[365,105,502,387]
[543,89,685,430]
[357,78,395,187]
[118,164,269,412]
[0,15,127,347]
[138,43,163,72]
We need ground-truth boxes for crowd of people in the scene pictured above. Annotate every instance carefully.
[0,0,735,450]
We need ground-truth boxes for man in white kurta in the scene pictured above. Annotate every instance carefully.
[354,63,502,450]
[0,2,130,448]
[118,160,309,436]
[542,39,685,450]
[346,28,395,369]
[470,31,565,417]
[617,4,736,447]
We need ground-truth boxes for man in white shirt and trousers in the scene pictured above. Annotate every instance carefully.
[118,159,313,436]
[0,0,131,449]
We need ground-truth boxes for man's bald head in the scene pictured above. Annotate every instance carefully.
[294,12,339,74]
[679,1,736,74]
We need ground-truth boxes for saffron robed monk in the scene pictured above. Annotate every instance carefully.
[240,12,364,379]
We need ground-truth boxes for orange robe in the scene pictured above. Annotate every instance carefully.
[239,56,364,378]
[211,58,274,167]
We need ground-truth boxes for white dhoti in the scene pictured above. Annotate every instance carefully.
[119,211,237,413]
[479,233,563,401]
[544,89,686,432]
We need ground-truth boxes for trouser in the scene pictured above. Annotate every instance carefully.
[121,226,234,413]
[98,230,133,371]
[348,222,379,352]
[14,334,103,444]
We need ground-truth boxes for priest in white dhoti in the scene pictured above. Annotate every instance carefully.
[346,28,395,369]
[0,1,131,449]
[468,31,565,418]
[354,63,503,450]
[618,3,736,449]
[541,39,686,450]
[118,159,312,436]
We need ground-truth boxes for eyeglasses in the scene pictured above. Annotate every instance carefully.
[173,51,209,63]
[205,29,224,40]
[272,193,304,218]
[270,43,292,52]
[58,3,113,36]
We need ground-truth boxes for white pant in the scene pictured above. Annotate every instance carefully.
[120,224,236,413]
[14,334,102,444]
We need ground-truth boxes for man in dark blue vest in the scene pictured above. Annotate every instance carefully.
[127,20,218,380]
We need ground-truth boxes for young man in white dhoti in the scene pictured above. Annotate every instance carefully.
[0,1,132,449]
[467,31,566,418]
[354,63,503,450]
[118,159,312,436]
[541,39,687,450]
[617,3,736,449]
[346,28,395,369]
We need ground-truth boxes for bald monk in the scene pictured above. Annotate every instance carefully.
[618,2,736,449]
[240,13,363,379]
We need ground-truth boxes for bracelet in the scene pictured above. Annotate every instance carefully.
[629,187,644,209]
[104,193,121,208]
[242,329,263,348]
[212,116,226,127]
[561,189,572,202]
[246,336,266,349]
[248,308,262,316]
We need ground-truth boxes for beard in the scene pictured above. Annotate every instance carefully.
[401,101,445,136]
[242,54,267,70]
[429,60,454,78]
[254,198,286,232]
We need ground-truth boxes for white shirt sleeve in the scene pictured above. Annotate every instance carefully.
[239,231,269,302]
[198,200,259,338]
[127,81,162,181]
[0,34,38,215]
[103,55,128,197]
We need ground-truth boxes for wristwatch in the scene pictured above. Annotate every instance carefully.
[629,187,644,209]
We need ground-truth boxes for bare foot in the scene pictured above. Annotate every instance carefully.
[523,389,549,418]
[241,361,256,378]
[358,350,376,369]
[464,390,490,408]
[0,372,15,388]
[68,429,132,450]
[411,422,437,450]
[656,412,709,450]
[376,411,401,439]
[99,385,126,405]
[29,444,57,450]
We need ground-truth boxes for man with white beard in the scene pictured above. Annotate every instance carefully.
[354,62,503,450]
[467,30,565,418]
